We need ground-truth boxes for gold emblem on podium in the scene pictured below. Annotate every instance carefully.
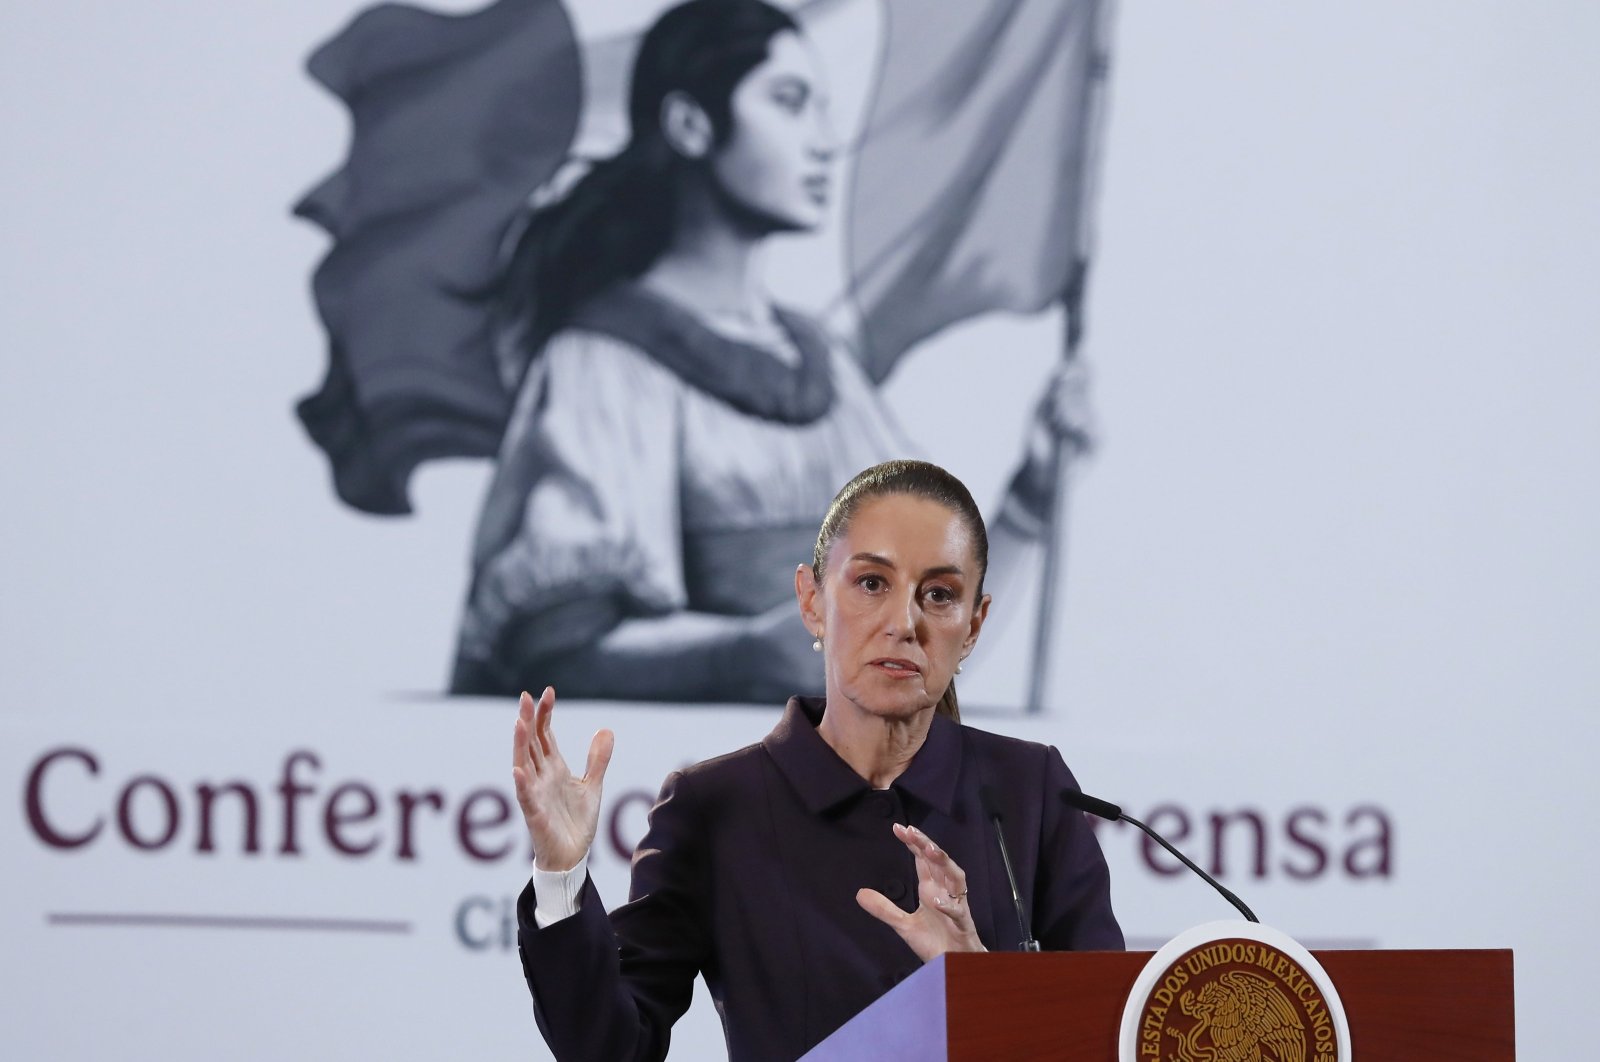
[1119,922,1351,1062]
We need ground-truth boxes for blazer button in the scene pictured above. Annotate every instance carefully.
[873,793,894,818]
[883,880,907,901]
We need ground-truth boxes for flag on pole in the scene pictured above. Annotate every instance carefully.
[294,0,1110,513]
[845,0,1109,382]
[295,0,581,514]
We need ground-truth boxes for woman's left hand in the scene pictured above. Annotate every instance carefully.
[1029,356,1096,459]
[1003,358,1096,533]
[857,823,986,961]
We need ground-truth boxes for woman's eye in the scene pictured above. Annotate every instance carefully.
[858,575,885,593]
[925,586,955,605]
[770,81,809,114]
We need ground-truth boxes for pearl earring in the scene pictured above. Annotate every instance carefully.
[812,637,823,652]
[955,663,963,674]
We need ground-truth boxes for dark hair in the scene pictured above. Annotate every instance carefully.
[494,0,799,374]
[812,460,989,722]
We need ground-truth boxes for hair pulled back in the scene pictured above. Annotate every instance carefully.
[813,460,990,722]
[495,0,798,375]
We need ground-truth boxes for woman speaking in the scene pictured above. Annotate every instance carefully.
[510,461,1122,1061]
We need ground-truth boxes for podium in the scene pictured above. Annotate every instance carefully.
[802,949,1514,1060]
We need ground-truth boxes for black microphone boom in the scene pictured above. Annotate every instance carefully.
[979,784,1041,951]
[1061,788,1260,924]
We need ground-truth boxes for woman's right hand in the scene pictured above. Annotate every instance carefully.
[511,687,615,872]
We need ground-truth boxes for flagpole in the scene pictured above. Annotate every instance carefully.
[1024,0,1115,715]
[1025,271,1085,716]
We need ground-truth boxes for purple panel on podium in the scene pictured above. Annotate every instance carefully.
[799,954,949,1061]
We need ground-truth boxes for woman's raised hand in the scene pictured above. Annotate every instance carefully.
[1003,358,1096,534]
[511,687,615,872]
[856,824,986,961]
[1027,356,1096,459]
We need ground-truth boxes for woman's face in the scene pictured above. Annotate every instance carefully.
[805,494,990,721]
[710,30,837,232]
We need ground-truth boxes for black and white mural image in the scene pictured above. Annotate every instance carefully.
[295,0,1111,705]
[8,1,1598,1056]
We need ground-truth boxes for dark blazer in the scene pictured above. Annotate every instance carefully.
[517,697,1122,1062]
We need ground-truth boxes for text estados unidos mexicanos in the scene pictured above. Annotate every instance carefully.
[1139,941,1338,1061]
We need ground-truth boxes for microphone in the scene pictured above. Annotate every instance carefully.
[1061,788,1260,924]
[979,785,1041,952]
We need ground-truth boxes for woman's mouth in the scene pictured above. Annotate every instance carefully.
[802,174,830,205]
[870,658,921,678]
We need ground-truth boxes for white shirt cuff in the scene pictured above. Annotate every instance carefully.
[530,859,587,928]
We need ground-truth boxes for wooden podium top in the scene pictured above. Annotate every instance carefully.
[805,948,1514,1061]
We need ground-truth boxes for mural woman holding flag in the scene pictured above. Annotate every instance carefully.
[296,0,1108,705]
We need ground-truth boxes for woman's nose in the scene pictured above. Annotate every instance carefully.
[809,112,840,162]
[885,589,919,639]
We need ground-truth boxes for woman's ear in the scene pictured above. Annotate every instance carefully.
[964,592,992,653]
[794,563,823,634]
[660,91,714,159]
